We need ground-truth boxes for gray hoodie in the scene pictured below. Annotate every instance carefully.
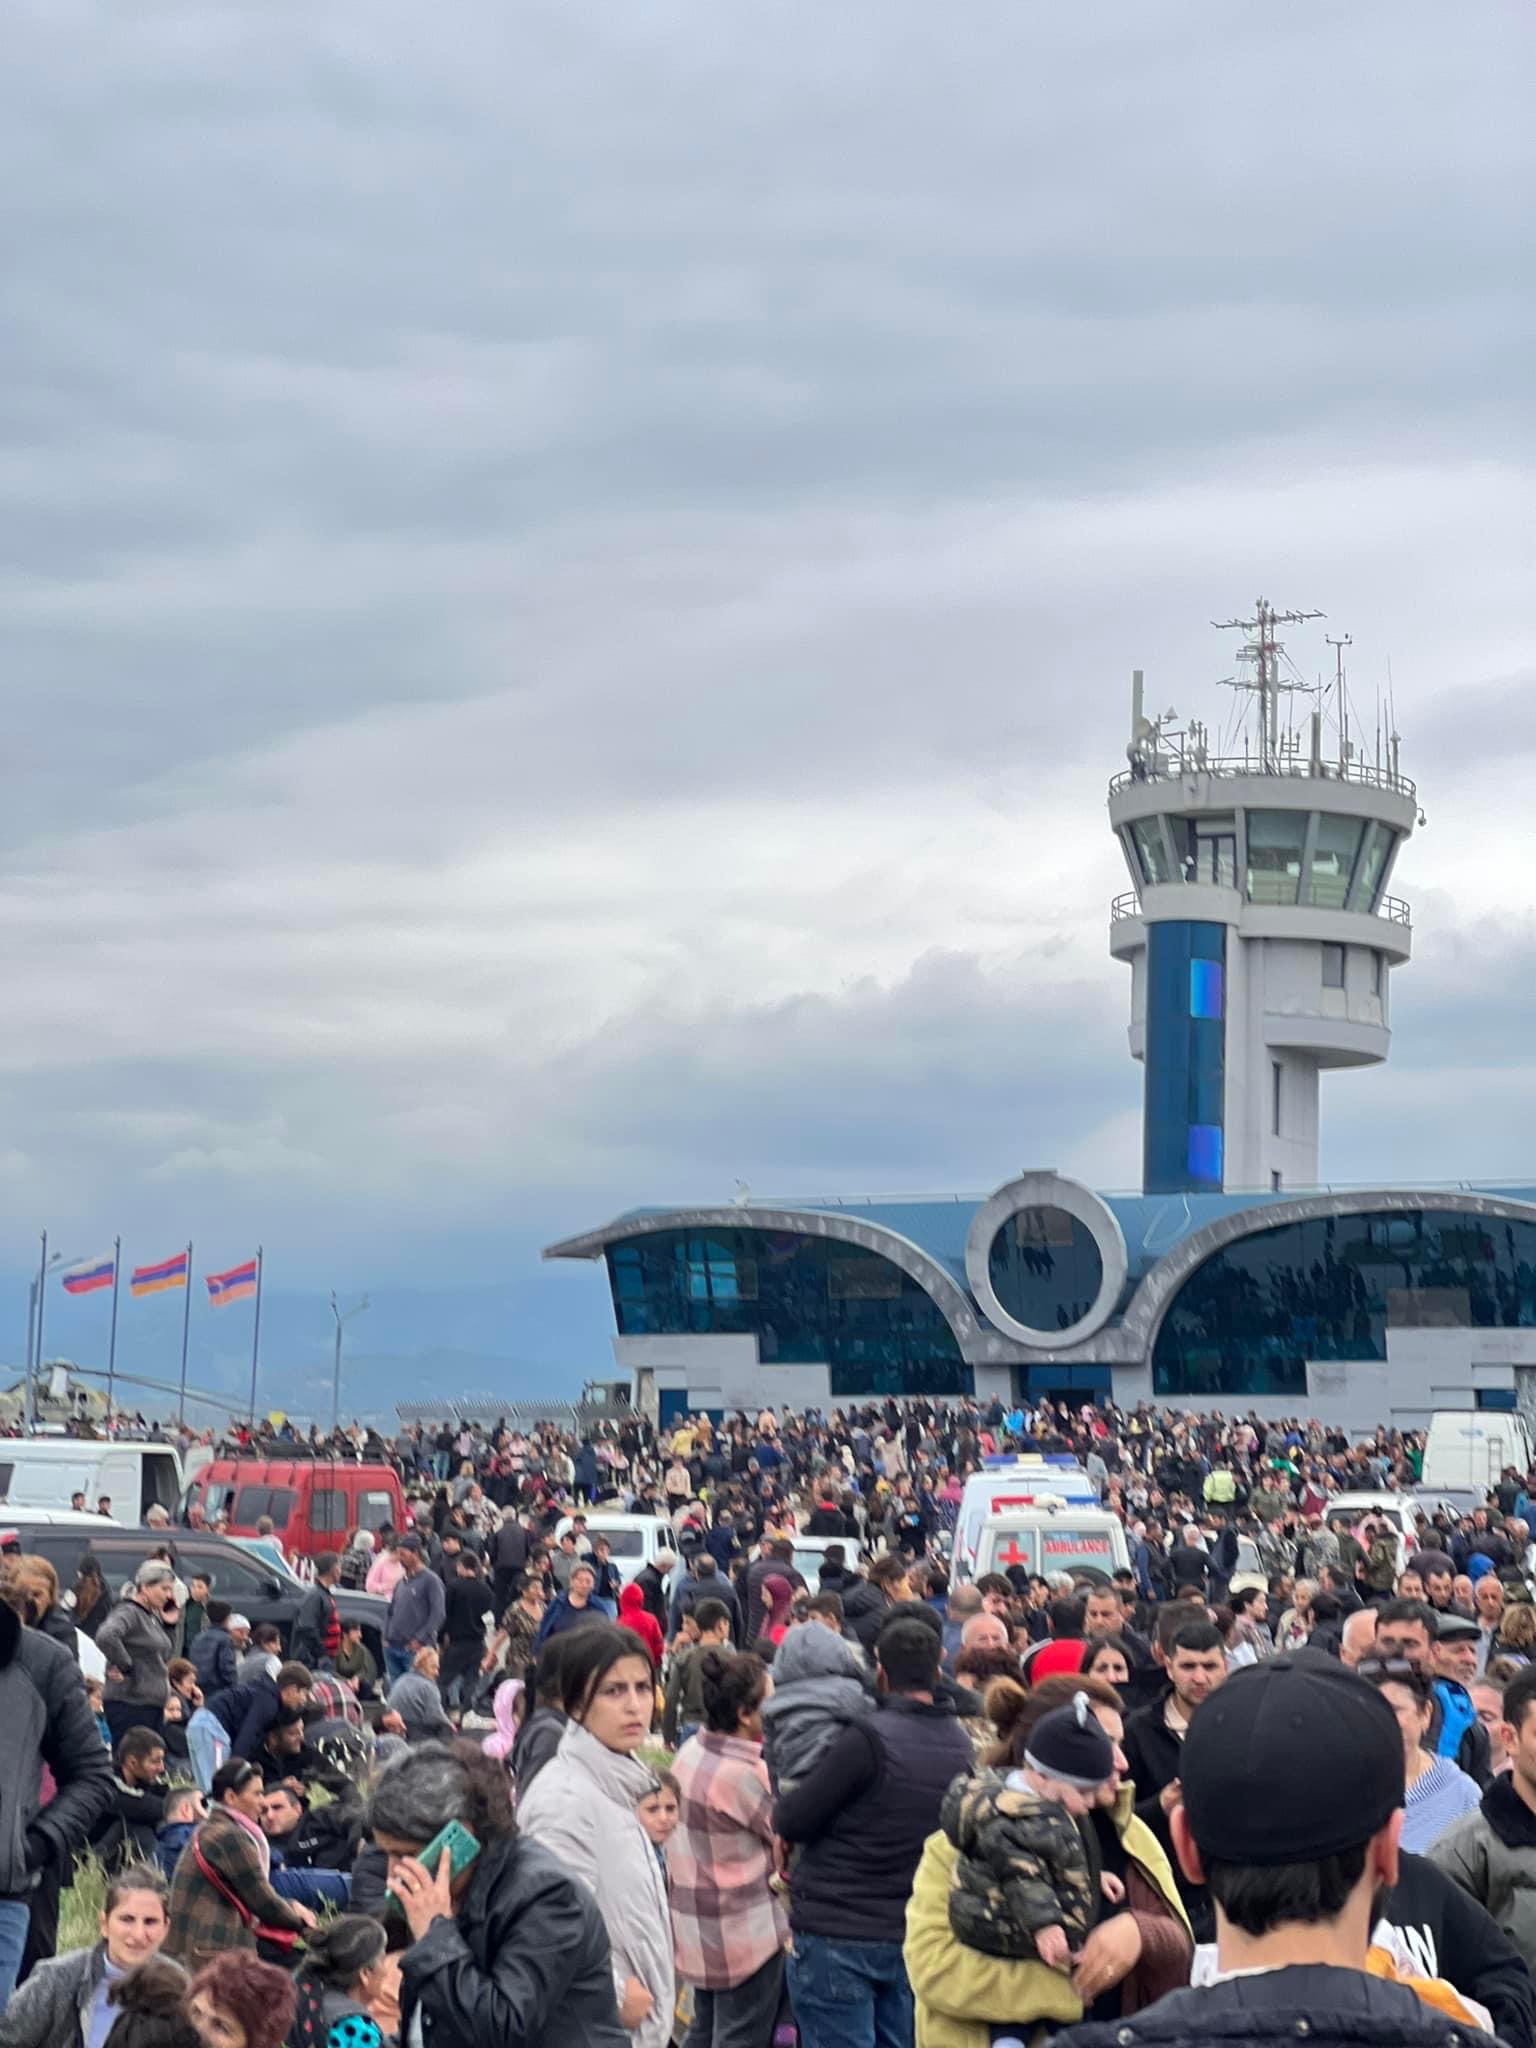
[760,1622,873,1790]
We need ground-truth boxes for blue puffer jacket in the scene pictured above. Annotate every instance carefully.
[191,1626,237,1694]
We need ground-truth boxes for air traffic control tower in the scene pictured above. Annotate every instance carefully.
[1109,601,1420,1196]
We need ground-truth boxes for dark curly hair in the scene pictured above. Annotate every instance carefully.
[953,1643,1021,1686]
[982,1670,1123,1770]
[699,1649,769,1734]
[187,1953,296,2048]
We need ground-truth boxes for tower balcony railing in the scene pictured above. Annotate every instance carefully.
[1111,886,1411,926]
[1108,754,1416,802]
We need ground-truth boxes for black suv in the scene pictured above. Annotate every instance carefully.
[7,1516,387,1665]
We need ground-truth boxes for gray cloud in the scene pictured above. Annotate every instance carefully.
[2,0,1533,1374]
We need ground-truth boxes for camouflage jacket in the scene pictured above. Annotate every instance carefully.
[940,1768,1094,1962]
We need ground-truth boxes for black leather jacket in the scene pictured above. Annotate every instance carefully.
[0,1604,112,1897]
[399,1834,627,2048]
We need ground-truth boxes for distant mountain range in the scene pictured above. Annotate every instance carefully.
[14,1266,621,1425]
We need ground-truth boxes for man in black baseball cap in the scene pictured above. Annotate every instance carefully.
[1051,1654,1500,2048]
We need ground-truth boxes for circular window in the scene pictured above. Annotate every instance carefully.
[987,1207,1104,1336]
[965,1174,1128,1350]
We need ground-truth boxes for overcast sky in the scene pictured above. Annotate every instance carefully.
[4,2,1534,1381]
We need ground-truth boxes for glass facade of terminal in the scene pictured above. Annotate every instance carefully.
[1153,1208,1536,1397]
[606,1228,970,1396]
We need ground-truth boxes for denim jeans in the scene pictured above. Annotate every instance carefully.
[0,1899,30,2016]
[384,1644,415,1687]
[786,1932,913,2048]
[271,1867,349,1909]
[185,1707,229,1794]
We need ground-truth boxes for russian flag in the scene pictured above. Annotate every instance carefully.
[61,1254,115,1297]
[207,1257,259,1308]
[131,1249,190,1298]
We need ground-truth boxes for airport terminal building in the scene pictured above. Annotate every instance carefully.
[547,609,1536,1431]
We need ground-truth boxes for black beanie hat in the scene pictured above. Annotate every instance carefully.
[1023,1690,1115,1790]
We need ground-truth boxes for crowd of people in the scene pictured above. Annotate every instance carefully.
[6,1392,1536,2048]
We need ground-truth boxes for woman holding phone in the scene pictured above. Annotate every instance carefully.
[515,1624,675,2048]
[370,1739,626,2048]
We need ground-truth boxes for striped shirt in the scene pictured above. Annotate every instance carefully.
[667,1730,787,1991]
[1402,1753,1483,1853]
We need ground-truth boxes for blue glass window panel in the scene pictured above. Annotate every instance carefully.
[1189,959,1224,1019]
[1187,1124,1223,1182]
[1144,921,1226,1194]
[603,1229,970,1398]
[1152,1207,1536,1397]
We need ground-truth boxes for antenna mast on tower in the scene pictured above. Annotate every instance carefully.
[1213,597,1324,773]
[1325,632,1352,773]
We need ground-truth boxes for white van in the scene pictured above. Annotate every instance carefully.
[953,1461,1099,1583]
[1420,1412,1534,1504]
[553,1511,679,1586]
[970,1506,1130,1588]
[0,1439,183,1522]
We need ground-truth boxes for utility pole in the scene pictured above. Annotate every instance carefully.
[1214,598,1324,773]
[330,1292,369,1433]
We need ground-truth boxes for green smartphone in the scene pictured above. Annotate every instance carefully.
[386,1818,480,1915]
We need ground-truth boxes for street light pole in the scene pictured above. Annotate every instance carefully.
[329,1292,369,1433]
[25,1235,68,1434]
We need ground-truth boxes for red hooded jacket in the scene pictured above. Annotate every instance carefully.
[618,1582,664,1667]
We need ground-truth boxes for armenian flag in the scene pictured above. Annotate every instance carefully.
[131,1249,189,1298]
[61,1253,116,1297]
[207,1257,259,1308]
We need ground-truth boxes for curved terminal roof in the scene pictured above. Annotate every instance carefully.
[552,1183,1536,1290]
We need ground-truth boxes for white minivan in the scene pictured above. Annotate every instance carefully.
[1420,1412,1534,1504]
[0,1439,183,1522]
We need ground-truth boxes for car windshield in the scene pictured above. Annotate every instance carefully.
[230,1538,302,1585]
[793,1546,838,1584]
[592,1528,646,1557]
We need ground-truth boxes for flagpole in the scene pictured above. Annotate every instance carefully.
[247,1247,264,1425]
[105,1236,122,1425]
[177,1240,193,1428]
[28,1230,47,1433]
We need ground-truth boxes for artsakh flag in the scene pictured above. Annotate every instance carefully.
[207,1258,259,1307]
[131,1249,189,1298]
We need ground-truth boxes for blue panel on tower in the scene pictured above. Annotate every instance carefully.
[1189,959,1224,1020]
[1144,921,1227,1194]
[1187,1124,1224,1184]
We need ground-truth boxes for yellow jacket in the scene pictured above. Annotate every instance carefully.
[904,1788,1189,2048]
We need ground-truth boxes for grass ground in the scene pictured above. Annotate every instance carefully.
[58,1853,107,1954]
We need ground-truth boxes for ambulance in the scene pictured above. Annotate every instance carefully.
[952,1457,1127,1588]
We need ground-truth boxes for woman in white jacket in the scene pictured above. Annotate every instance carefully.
[515,1622,674,2048]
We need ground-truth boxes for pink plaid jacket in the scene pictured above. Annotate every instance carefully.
[667,1729,788,1990]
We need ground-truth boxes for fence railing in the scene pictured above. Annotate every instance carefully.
[1109,888,1412,926]
[1108,755,1416,801]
